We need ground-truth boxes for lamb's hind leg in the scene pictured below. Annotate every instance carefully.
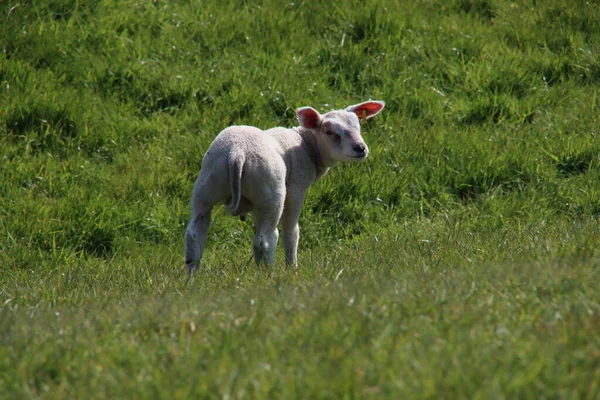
[185,201,213,275]
[253,205,283,266]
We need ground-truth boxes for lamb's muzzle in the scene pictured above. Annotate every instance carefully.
[184,100,385,275]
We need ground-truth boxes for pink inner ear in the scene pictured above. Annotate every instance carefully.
[348,101,385,119]
[297,107,321,129]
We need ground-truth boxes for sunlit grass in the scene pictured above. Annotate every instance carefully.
[1,0,599,398]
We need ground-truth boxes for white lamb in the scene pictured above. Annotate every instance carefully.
[185,100,385,274]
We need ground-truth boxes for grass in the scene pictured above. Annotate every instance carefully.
[1,0,599,398]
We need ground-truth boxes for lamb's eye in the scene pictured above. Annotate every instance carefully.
[325,130,333,136]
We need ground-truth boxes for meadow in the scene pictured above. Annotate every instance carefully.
[1,0,599,398]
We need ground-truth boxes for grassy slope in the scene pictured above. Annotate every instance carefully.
[1,0,599,398]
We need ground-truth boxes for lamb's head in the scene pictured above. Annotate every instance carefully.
[296,101,385,164]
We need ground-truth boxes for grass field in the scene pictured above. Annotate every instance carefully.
[1,0,600,398]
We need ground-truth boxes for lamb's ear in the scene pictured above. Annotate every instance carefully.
[296,106,322,129]
[346,101,385,120]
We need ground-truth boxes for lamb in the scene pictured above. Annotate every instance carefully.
[184,100,385,274]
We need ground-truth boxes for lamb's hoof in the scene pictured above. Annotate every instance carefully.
[185,262,198,276]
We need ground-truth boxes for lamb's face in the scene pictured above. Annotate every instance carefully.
[319,110,369,163]
[296,101,384,166]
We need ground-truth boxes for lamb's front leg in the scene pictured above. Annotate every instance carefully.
[185,201,213,275]
[281,191,306,266]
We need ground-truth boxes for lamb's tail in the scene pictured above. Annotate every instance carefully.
[226,152,244,215]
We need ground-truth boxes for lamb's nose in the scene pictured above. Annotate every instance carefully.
[353,144,366,154]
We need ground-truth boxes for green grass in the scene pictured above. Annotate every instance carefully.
[1,0,599,398]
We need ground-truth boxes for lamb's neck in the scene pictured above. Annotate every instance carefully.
[295,127,335,180]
